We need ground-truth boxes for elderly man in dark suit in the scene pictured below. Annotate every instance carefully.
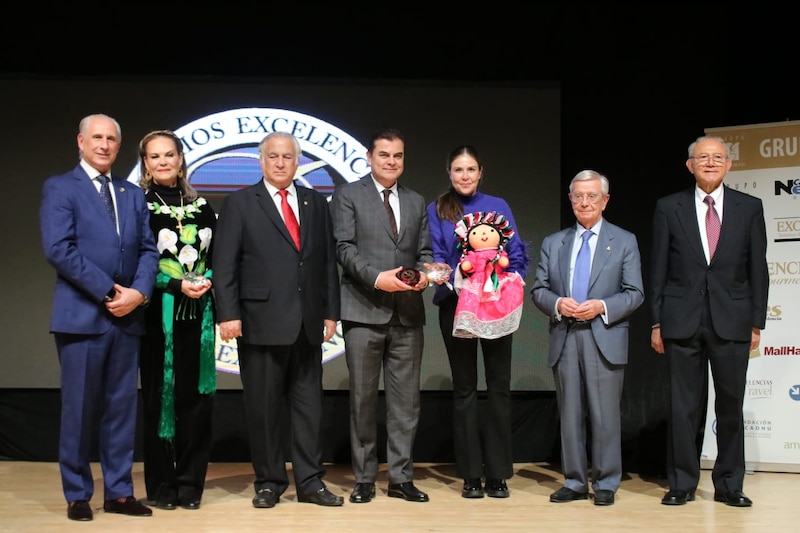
[40,113,159,521]
[532,169,644,507]
[650,136,769,508]
[330,128,433,504]
[213,132,343,508]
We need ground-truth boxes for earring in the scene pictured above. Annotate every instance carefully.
[178,169,184,179]
[144,171,152,181]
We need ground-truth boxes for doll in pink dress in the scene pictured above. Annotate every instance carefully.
[452,211,525,339]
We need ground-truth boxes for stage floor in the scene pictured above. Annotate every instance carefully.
[1,461,795,532]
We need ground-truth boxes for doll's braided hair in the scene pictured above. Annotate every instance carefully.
[454,211,515,263]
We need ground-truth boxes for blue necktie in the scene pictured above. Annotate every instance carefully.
[572,230,593,303]
[97,175,116,227]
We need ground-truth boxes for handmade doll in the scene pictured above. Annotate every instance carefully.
[452,211,525,339]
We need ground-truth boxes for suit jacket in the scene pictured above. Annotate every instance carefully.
[649,185,769,341]
[330,175,433,326]
[40,164,159,335]
[213,181,340,346]
[531,219,644,366]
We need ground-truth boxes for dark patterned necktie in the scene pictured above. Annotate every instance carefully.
[704,195,720,259]
[97,175,116,226]
[382,189,398,239]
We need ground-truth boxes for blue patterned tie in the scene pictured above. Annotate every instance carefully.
[572,230,593,303]
[97,175,116,227]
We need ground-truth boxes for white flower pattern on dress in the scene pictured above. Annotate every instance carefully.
[157,228,178,254]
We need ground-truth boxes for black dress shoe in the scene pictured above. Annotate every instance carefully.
[593,489,615,506]
[388,482,429,502]
[180,498,201,510]
[103,496,153,516]
[550,486,588,503]
[714,490,752,507]
[485,479,509,499]
[298,486,345,507]
[661,489,696,506]
[156,486,178,510]
[462,478,484,499]
[252,488,280,508]
[67,500,93,521]
[350,482,376,503]
[178,489,202,510]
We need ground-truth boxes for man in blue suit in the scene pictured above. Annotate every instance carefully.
[40,114,159,521]
[532,169,644,507]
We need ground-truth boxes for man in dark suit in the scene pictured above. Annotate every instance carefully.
[330,128,433,504]
[40,113,159,521]
[532,170,644,507]
[650,136,769,508]
[213,132,344,508]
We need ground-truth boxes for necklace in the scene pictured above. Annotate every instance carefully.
[152,190,185,231]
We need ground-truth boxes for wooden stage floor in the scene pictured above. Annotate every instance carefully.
[1,461,795,532]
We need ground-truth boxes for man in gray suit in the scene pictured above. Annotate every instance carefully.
[330,128,433,504]
[531,170,644,507]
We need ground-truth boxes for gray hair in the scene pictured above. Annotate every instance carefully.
[569,169,609,195]
[258,132,301,163]
[687,135,729,158]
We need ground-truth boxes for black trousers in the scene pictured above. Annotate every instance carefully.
[438,294,513,480]
[140,319,213,502]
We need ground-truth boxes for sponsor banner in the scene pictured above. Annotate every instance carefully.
[700,122,800,473]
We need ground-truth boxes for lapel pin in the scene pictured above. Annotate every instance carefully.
[119,187,125,192]
[606,246,611,251]
[303,201,308,206]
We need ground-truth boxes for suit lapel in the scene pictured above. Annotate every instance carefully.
[362,177,396,241]
[590,223,614,289]
[713,186,739,264]
[558,230,573,295]
[110,176,126,236]
[76,167,117,235]
[296,186,313,250]
[676,190,705,263]
[255,182,308,251]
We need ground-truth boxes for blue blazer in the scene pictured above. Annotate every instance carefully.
[40,164,159,335]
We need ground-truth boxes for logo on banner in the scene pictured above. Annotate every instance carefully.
[746,379,773,400]
[128,108,371,373]
[768,260,800,285]
[773,217,800,243]
[743,418,773,439]
[789,385,800,402]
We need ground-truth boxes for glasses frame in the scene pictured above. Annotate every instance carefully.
[568,192,606,205]
[692,154,727,164]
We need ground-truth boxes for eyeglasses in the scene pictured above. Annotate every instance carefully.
[692,154,727,164]
[569,193,604,204]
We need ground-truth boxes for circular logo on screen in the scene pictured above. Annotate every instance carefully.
[128,107,369,373]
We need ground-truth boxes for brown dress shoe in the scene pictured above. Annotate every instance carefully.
[68,500,93,521]
[103,496,153,516]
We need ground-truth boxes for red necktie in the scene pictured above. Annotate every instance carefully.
[704,195,720,259]
[278,189,300,249]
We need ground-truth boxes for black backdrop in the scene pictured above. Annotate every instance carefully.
[1,4,797,473]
